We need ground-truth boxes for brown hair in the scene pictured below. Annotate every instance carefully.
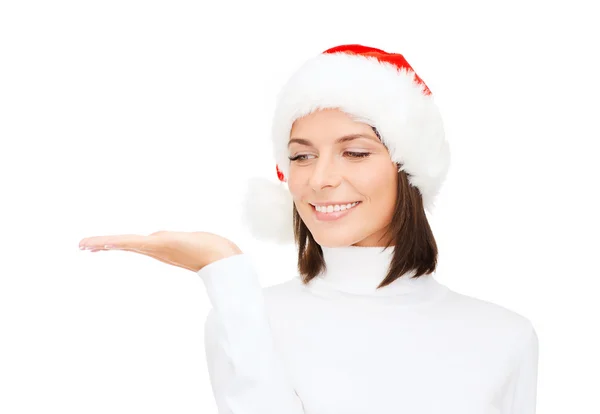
[292,168,439,289]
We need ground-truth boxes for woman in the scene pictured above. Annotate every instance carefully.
[79,45,539,414]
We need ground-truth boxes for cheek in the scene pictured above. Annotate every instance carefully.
[286,177,302,199]
[287,177,310,207]
[357,173,397,207]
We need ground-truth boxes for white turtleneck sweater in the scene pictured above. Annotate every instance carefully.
[198,246,538,414]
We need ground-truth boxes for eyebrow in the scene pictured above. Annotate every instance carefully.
[287,133,378,148]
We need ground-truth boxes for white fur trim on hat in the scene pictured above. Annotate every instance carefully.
[242,176,294,244]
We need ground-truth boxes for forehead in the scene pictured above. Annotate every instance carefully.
[289,109,380,146]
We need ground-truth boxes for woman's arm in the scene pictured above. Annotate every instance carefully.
[198,253,305,414]
[501,322,540,413]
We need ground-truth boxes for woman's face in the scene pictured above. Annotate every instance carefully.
[287,108,398,247]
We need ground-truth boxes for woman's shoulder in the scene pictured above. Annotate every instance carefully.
[439,287,536,339]
[262,275,307,300]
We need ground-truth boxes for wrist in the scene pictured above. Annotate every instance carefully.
[217,242,243,258]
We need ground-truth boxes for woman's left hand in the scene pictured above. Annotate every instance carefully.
[78,230,242,272]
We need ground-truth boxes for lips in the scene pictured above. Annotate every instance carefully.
[311,201,362,221]
[310,201,360,207]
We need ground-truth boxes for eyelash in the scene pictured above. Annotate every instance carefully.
[288,152,371,162]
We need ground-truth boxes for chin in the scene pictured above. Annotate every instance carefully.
[311,231,365,248]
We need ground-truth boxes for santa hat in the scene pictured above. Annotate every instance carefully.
[242,44,450,244]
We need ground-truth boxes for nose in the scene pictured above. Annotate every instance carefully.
[308,156,342,191]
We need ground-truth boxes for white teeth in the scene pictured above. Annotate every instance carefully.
[314,201,360,213]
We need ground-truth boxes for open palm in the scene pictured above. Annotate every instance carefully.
[78,230,242,272]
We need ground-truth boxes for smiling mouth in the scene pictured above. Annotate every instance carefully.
[310,201,362,214]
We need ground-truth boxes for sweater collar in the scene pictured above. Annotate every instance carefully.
[308,245,443,298]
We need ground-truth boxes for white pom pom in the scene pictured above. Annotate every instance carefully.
[241,177,295,244]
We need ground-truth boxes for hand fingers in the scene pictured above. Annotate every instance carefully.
[85,246,192,271]
[79,234,160,252]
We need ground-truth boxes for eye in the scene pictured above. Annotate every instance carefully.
[345,151,371,158]
[288,152,371,162]
[288,154,314,162]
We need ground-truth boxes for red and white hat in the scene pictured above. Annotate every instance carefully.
[242,44,450,244]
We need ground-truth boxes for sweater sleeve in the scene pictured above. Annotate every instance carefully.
[501,322,540,414]
[198,253,305,414]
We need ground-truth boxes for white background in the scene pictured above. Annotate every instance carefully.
[1,0,598,412]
